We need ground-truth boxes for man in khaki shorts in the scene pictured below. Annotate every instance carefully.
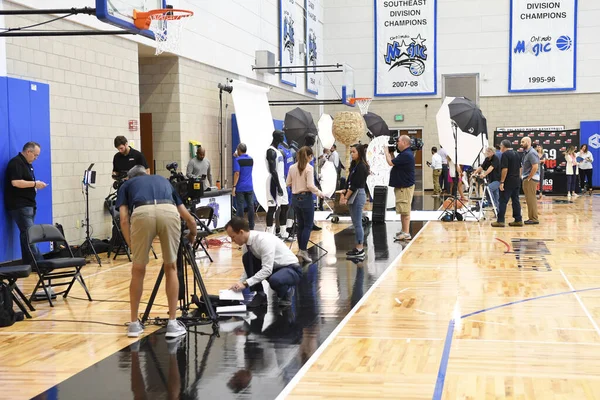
[117,166,197,339]
[385,135,416,241]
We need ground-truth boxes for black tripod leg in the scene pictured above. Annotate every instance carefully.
[88,238,102,266]
[183,244,218,324]
[142,266,165,323]
[151,246,158,260]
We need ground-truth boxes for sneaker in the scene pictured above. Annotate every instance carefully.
[312,224,322,231]
[278,287,295,308]
[491,222,505,227]
[347,248,365,259]
[395,232,412,241]
[127,321,144,338]
[167,335,186,354]
[165,320,187,339]
[524,220,539,225]
[297,250,312,263]
[509,221,524,227]
[247,292,268,308]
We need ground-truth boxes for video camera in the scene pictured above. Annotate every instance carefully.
[166,161,204,207]
[112,172,128,190]
[388,132,424,153]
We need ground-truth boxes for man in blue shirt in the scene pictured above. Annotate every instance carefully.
[386,135,415,241]
[116,166,197,339]
[232,143,255,229]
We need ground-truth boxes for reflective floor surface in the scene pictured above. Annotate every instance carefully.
[36,221,425,400]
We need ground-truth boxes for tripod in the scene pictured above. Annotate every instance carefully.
[286,211,328,258]
[80,168,102,266]
[142,229,218,332]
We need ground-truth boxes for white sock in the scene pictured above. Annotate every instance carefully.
[168,319,177,325]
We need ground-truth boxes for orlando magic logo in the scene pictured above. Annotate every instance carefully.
[308,30,317,67]
[283,15,295,63]
[384,34,427,76]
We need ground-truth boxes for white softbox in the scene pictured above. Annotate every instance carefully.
[436,97,488,166]
[319,160,337,199]
[231,80,274,212]
[318,114,335,149]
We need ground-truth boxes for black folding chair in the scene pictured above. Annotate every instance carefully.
[27,224,92,307]
[0,265,35,318]
[193,206,214,263]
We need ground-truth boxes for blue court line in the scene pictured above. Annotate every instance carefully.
[432,286,600,400]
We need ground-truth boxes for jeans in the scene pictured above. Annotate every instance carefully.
[8,206,42,264]
[349,189,366,245]
[242,252,302,298]
[235,191,255,229]
[567,170,577,193]
[497,185,522,223]
[487,181,500,210]
[580,169,593,190]
[292,193,314,251]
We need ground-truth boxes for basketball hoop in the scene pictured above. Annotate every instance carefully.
[134,8,193,55]
[349,97,372,115]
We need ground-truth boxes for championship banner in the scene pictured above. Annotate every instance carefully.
[280,0,297,87]
[494,129,580,194]
[509,0,577,92]
[305,0,321,94]
[374,0,437,96]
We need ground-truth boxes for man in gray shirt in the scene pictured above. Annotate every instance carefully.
[186,147,212,188]
[520,137,540,225]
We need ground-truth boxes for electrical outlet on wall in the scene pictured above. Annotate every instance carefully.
[76,219,80,229]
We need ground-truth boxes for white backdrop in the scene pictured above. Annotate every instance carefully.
[436,97,488,166]
[509,0,577,92]
[280,0,298,86]
[374,0,437,96]
[230,80,274,212]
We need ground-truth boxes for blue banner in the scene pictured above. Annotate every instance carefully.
[580,121,600,187]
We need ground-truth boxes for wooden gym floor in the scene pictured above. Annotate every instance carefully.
[1,194,599,399]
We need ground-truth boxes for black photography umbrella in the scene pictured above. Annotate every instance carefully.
[284,107,318,147]
[363,112,390,139]
[448,97,487,137]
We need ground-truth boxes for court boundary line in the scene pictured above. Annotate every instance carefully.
[432,285,600,400]
[560,270,600,337]
[275,221,432,400]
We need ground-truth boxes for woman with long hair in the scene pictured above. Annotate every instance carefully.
[564,146,579,198]
[340,143,370,259]
[577,143,594,195]
[286,146,323,263]
[536,145,547,199]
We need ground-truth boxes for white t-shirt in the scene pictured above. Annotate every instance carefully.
[431,153,443,169]
[577,151,594,170]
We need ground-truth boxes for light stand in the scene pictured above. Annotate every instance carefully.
[440,123,480,222]
[218,81,233,188]
[80,165,102,265]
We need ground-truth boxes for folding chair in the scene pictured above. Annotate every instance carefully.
[27,224,92,307]
[0,265,35,318]
[193,206,214,263]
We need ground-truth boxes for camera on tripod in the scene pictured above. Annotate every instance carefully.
[112,172,128,190]
[166,161,204,207]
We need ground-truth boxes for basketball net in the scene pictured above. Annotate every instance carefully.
[134,9,194,55]
[351,98,372,115]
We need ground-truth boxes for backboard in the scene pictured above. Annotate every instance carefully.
[96,0,166,39]
[341,64,355,107]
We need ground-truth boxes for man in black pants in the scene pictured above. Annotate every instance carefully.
[227,217,301,307]
[5,142,48,264]
[492,140,523,228]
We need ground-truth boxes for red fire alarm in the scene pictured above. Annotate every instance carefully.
[128,119,138,131]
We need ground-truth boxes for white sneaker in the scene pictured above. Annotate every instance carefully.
[297,250,312,263]
[165,319,187,339]
[395,232,412,241]
[127,321,144,338]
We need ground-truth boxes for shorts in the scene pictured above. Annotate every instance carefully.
[130,203,181,265]
[394,185,415,216]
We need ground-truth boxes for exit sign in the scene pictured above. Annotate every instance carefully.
[394,114,404,122]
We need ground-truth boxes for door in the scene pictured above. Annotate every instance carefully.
[400,129,423,168]
[140,113,154,174]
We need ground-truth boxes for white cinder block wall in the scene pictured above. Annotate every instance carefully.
[4,7,140,243]
[324,0,600,190]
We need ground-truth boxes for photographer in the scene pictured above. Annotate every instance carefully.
[117,166,197,339]
[385,135,415,241]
